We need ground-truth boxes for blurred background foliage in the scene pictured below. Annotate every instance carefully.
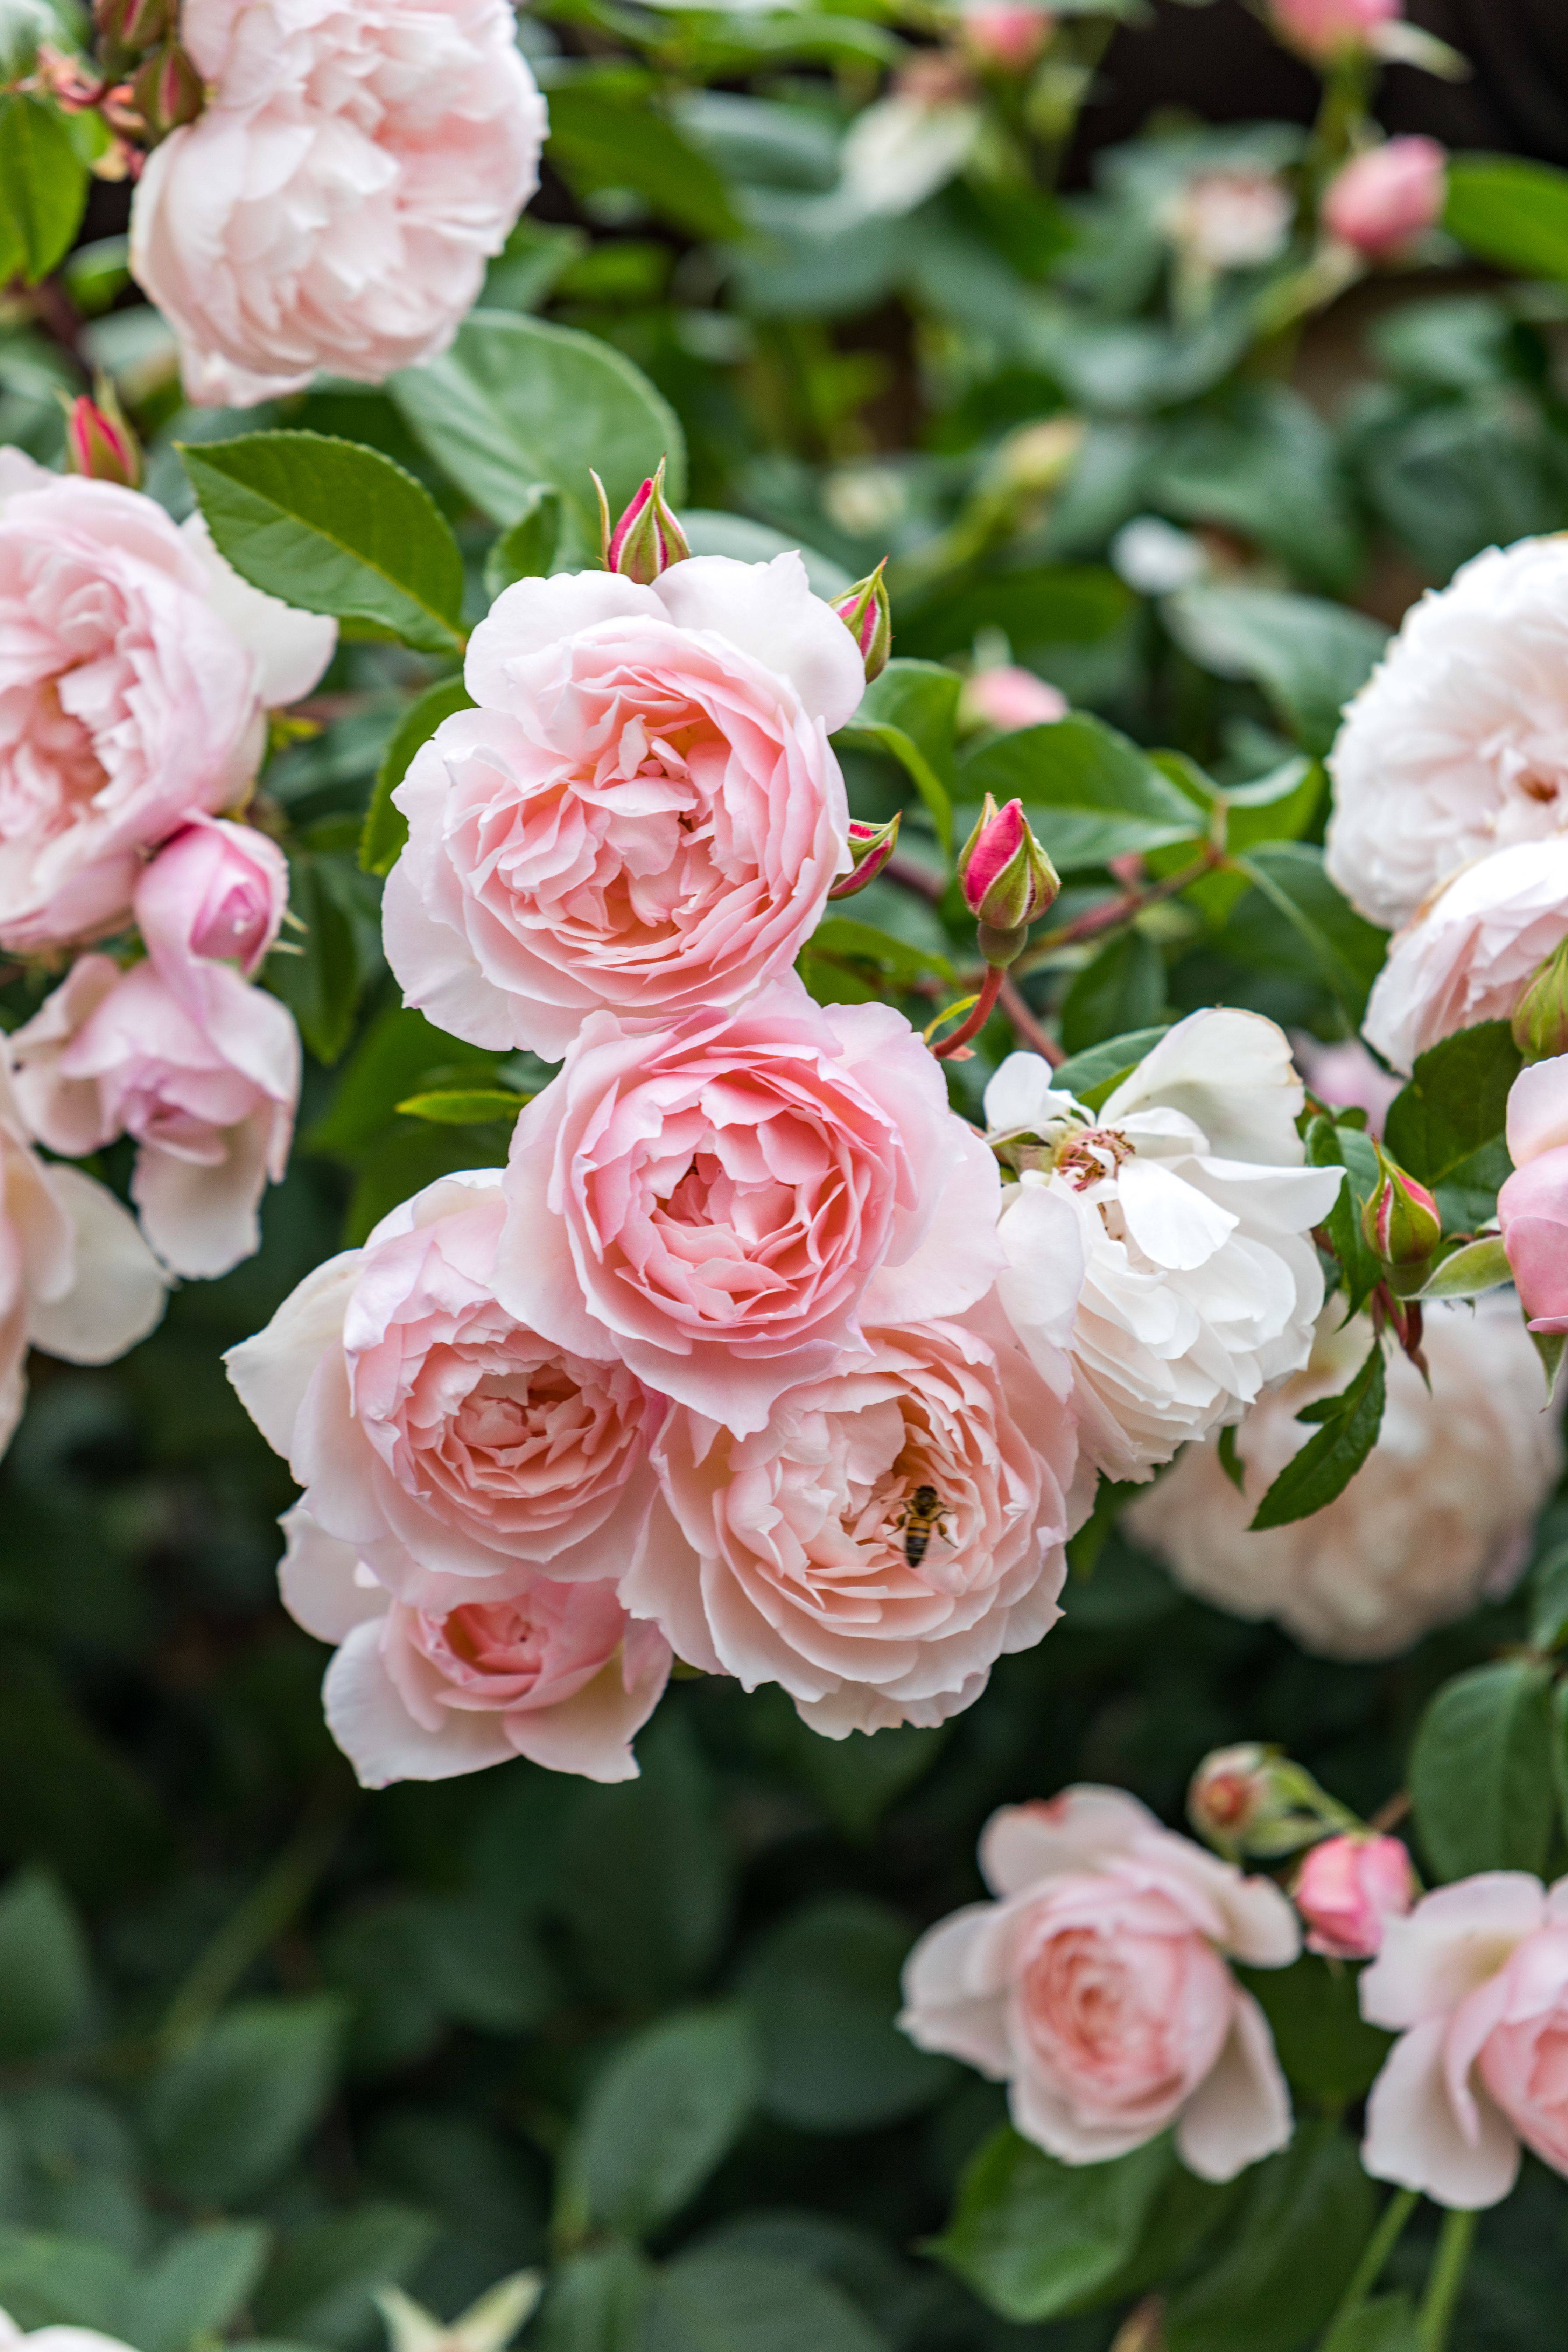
[7,0,1568,2344]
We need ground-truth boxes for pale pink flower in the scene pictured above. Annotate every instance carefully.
[277,1504,669,1787]
[135,817,289,989]
[624,1298,1080,1737]
[1361,1874,1568,2207]
[128,0,548,406]
[496,984,1004,1436]
[900,1786,1300,2179]
[1125,1297,1560,1658]
[0,454,334,951]
[1161,168,1294,272]
[226,1170,666,1605]
[959,667,1068,736]
[384,557,862,1059]
[10,953,300,1280]
[1499,1056,1568,1333]
[1362,840,1568,1073]
[0,1059,166,1456]
[1323,138,1446,257]
[959,4,1053,70]
[1272,0,1399,60]
[1295,1834,1414,1960]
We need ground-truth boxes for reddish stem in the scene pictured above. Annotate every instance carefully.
[999,972,1063,1063]
[884,850,946,904]
[933,964,1004,1059]
[1015,844,1225,975]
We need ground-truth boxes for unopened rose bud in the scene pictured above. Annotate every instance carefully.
[1322,138,1447,259]
[1513,937,1568,1065]
[132,38,204,136]
[94,0,170,51]
[1361,1144,1442,1267]
[957,794,1059,966]
[593,457,689,584]
[960,4,1054,75]
[64,389,141,490]
[1270,0,1400,64]
[1293,1831,1414,1960]
[1188,1742,1332,1860]
[987,415,1085,498]
[831,561,892,683]
[827,813,902,901]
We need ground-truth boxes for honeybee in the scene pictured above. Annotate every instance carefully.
[895,1484,951,1569]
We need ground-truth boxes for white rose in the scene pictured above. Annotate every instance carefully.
[1123,1295,1562,1658]
[1363,838,1568,1073]
[986,1009,1343,1483]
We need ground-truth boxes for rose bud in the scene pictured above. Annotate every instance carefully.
[957,793,1059,966]
[1323,138,1447,259]
[1360,1144,1442,1267]
[959,665,1067,735]
[133,38,204,137]
[831,560,892,683]
[1270,0,1400,62]
[94,0,169,51]
[827,812,902,901]
[1188,1743,1329,1860]
[134,817,290,984]
[1294,1831,1414,1960]
[63,389,141,490]
[960,4,1054,74]
[593,456,689,584]
[1513,938,1568,1065]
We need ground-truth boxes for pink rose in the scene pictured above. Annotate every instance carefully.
[278,1504,669,1786]
[135,818,289,988]
[1323,138,1447,258]
[495,985,1006,1435]
[960,6,1054,72]
[1364,841,1568,1075]
[1499,1057,1568,1333]
[128,0,548,406]
[226,1171,666,1604]
[1295,1834,1414,1960]
[1360,1874,1568,2207]
[959,667,1069,736]
[624,1298,1079,1735]
[11,954,300,1280]
[383,557,863,1058]
[900,1787,1300,2179]
[0,1059,166,1457]
[1271,0,1399,60]
[0,456,334,951]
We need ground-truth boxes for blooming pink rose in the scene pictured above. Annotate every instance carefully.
[0,1059,166,1456]
[226,1171,666,1604]
[1295,1834,1414,1960]
[11,954,300,1280]
[135,818,289,988]
[495,985,1006,1435]
[383,558,863,1058]
[0,455,334,951]
[1499,1057,1568,1333]
[960,6,1054,72]
[1363,841,1568,1075]
[624,1297,1080,1735]
[1323,138,1447,257]
[1360,1873,1568,2207]
[277,1504,669,1786]
[128,0,548,406]
[900,1786,1299,2179]
[959,667,1068,735]
[1271,0,1399,60]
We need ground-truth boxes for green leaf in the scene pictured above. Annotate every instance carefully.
[483,485,563,601]
[1322,2295,1421,2352]
[266,853,375,1066]
[838,663,960,856]
[643,2251,887,2352]
[0,2226,132,2330]
[252,2205,437,2343]
[1239,1958,1393,2109]
[547,83,742,241]
[799,916,953,1002]
[1529,1538,1568,1652]
[1249,1342,1384,1532]
[564,2006,761,2243]
[1218,1422,1245,1495]
[1060,929,1168,1056]
[1444,155,1568,284]
[145,1995,348,2205]
[1384,1021,1522,1228]
[1228,845,1388,1026]
[1411,1659,1556,1881]
[540,2246,657,2352]
[1410,1232,1512,1301]
[396,1087,532,1126]
[126,2224,272,2352]
[180,432,466,659]
[897,565,1134,664]
[1163,2123,1376,2352]
[933,2128,1176,2323]
[756,1702,948,1840]
[0,1869,91,2059]
[392,312,686,551]
[1052,1024,1172,1111]
[359,673,474,877]
[738,1897,953,2135]
[959,715,1202,873]
[1307,1117,1380,1319]
[1166,585,1387,756]
[0,94,89,286]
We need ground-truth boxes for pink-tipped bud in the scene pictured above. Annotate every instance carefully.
[960,4,1053,73]
[1322,138,1446,258]
[94,0,170,51]
[1512,937,1568,1065]
[957,793,1059,966]
[132,38,204,136]
[827,813,902,902]
[1188,1743,1332,1861]
[64,389,141,490]
[594,457,689,584]
[1361,1144,1442,1267]
[1294,1832,1414,1960]
[831,561,892,683]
